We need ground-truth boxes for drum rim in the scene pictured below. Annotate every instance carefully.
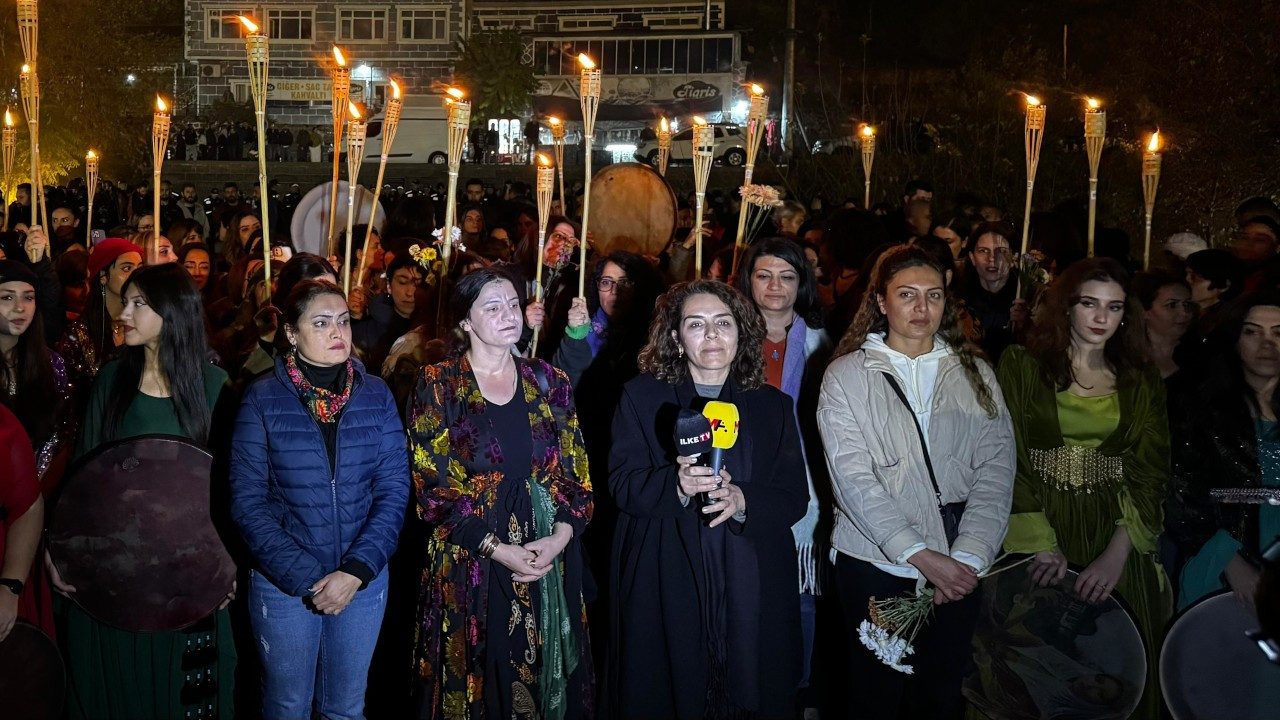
[1158,589,1265,718]
[0,619,66,719]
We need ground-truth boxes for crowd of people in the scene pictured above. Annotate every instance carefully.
[0,167,1275,720]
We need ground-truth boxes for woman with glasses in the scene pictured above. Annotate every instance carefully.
[524,216,583,357]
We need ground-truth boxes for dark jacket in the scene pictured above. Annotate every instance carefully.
[229,356,409,596]
[1167,379,1267,567]
[607,372,808,719]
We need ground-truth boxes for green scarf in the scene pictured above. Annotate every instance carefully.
[530,479,578,720]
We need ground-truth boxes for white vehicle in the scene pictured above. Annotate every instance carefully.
[361,95,452,164]
[633,124,747,167]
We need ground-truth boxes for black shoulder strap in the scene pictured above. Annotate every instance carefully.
[881,373,944,508]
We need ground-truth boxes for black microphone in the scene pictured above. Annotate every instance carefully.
[674,408,713,458]
[675,409,717,513]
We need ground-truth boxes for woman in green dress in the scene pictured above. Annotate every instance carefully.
[996,257,1173,719]
[50,263,238,720]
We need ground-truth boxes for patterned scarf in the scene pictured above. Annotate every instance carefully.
[284,352,354,423]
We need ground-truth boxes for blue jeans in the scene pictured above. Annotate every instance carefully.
[249,568,388,720]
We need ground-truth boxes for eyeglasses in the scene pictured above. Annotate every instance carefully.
[597,276,633,292]
[551,231,578,243]
[138,224,154,233]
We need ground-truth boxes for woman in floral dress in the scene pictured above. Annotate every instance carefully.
[407,266,594,720]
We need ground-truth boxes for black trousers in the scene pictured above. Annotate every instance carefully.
[835,554,981,720]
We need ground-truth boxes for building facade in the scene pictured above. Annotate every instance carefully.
[184,1,741,139]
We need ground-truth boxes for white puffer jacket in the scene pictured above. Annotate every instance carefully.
[817,335,1015,572]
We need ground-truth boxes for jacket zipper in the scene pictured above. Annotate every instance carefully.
[295,370,360,571]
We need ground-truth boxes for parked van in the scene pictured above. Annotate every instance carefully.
[362,94,453,164]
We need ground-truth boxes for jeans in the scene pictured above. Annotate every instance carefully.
[249,568,388,720]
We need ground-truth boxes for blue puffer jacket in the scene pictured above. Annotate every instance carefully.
[230,356,409,597]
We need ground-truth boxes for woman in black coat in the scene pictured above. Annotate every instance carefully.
[607,279,808,720]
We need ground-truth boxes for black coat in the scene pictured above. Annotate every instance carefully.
[607,372,807,720]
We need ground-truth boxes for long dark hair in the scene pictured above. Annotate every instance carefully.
[735,237,824,328]
[103,264,213,445]
[637,280,766,390]
[0,278,56,445]
[1210,291,1280,428]
[833,245,998,417]
[1025,257,1146,391]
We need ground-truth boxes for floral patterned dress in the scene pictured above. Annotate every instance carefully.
[407,355,594,720]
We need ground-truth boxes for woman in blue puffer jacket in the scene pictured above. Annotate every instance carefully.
[230,278,409,720]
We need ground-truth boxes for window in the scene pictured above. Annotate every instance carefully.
[642,14,701,30]
[477,14,534,31]
[206,8,256,41]
[268,8,313,41]
[339,8,387,41]
[400,6,448,42]
[558,16,616,32]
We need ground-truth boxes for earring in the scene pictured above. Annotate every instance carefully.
[678,346,685,358]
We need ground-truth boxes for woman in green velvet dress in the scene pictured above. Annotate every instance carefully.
[996,258,1173,719]
[50,264,237,720]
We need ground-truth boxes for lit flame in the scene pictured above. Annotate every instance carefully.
[693,115,708,126]
[445,87,465,100]
[548,116,561,126]
[1086,97,1100,109]
[20,64,30,75]
[1147,131,1161,152]
[390,79,401,100]
[87,149,96,160]
[537,153,551,167]
[3,110,12,127]
[156,96,168,113]
[861,124,875,137]
[238,15,260,34]
[750,83,764,96]
[578,53,596,70]
[333,47,346,67]
[660,117,669,132]
[348,102,362,120]
[1025,94,1041,107]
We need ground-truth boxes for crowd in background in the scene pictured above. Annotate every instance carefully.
[0,164,1276,719]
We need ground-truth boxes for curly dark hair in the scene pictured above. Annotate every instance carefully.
[832,244,998,417]
[637,280,765,390]
[1025,257,1146,391]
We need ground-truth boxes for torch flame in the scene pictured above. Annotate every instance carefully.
[1147,131,1161,152]
[861,124,875,137]
[87,149,96,159]
[660,117,669,132]
[156,96,168,112]
[390,79,401,100]
[238,15,260,34]
[537,153,551,167]
[20,64,30,74]
[446,87,465,100]
[3,110,12,127]
[348,102,362,120]
[578,53,596,70]
[333,47,347,67]
[548,116,561,126]
[1025,94,1041,107]
[1086,97,1100,109]
[750,83,764,96]
[693,115,708,126]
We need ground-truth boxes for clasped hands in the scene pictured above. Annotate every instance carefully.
[491,522,573,584]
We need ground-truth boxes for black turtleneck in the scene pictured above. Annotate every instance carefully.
[293,354,373,589]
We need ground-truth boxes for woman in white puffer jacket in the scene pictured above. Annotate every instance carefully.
[817,244,1015,720]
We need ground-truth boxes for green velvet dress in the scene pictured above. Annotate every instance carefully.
[60,360,237,720]
[996,346,1173,720]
